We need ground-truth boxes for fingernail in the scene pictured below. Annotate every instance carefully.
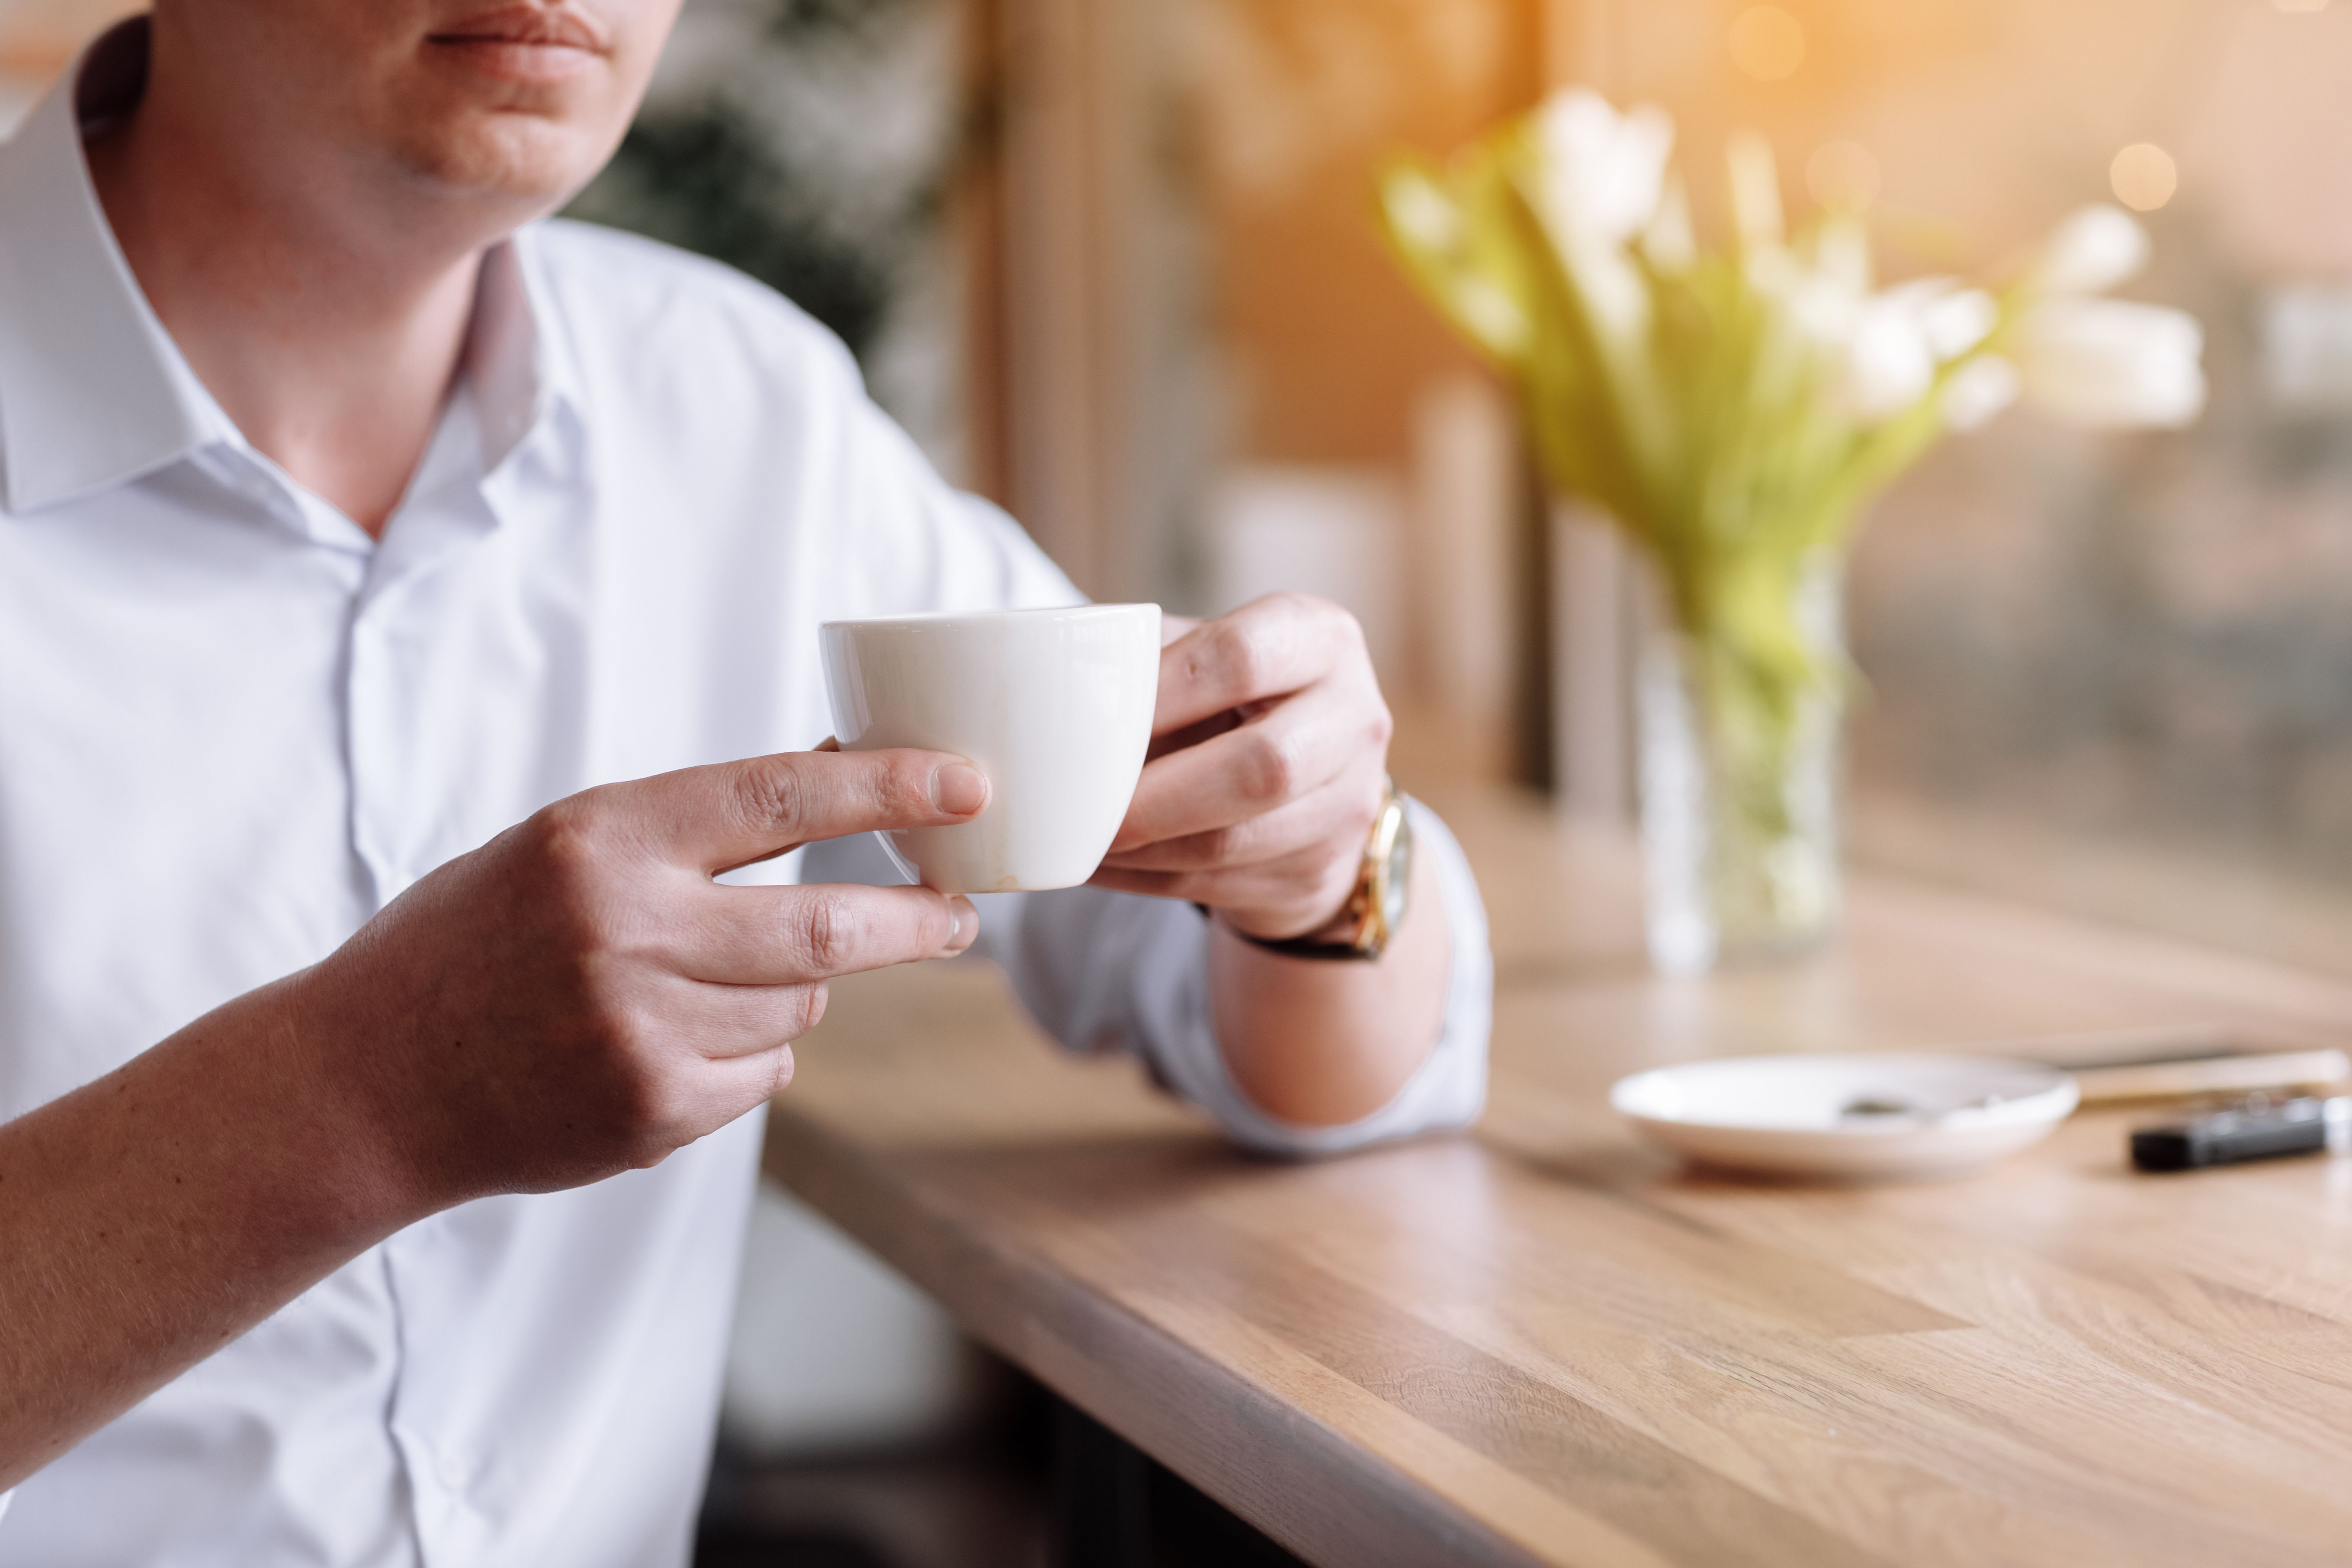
[932,763,988,815]
[944,898,979,952]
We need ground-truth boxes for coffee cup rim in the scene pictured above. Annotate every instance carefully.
[821,603,1158,632]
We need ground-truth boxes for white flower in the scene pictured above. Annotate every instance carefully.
[2029,205,2150,297]
[1833,280,2000,420]
[1522,91,1673,369]
[1941,355,2021,430]
[1533,89,1674,246]
[1754,245,1859,351]
[1920,287,1997,360]
[1841,297,1937,417]
[2014,298,2206,427]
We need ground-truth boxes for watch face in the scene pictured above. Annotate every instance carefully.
[1377,810,1414,932]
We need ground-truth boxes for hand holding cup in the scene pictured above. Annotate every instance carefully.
[288,747,991,1207]
[1094,593,1394,942]
[821,595,1392,943]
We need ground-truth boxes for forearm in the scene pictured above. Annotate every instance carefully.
[1206,845,1450,1128]
[0,976,419,1491]
[0,747,986,1496]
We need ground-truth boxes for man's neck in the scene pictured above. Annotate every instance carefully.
[84,54,487,540]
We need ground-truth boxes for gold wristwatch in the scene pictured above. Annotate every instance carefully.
[1233,776,1415,961]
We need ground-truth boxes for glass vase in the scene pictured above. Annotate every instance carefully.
[1636,563,1845,974]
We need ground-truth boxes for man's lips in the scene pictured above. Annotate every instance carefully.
[425,5,613,81]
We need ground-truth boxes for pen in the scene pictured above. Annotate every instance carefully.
[2130,1095,2351,1172]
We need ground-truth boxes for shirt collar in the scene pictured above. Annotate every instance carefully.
[0,20,228,513]
[472,228,589,478]
[0,17,587,519]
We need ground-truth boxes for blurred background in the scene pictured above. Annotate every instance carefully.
[13,0,2352,1562]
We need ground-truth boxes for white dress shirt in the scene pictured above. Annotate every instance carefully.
[0,30,1491,1567]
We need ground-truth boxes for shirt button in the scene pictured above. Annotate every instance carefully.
[436,1447,469,1491]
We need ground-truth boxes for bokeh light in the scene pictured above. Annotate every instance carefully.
[1727,6,1807,82]
[2110,143,2179,211]
[1806,141,1882,211]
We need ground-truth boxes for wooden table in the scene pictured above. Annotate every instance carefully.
[764,786,2352,1568]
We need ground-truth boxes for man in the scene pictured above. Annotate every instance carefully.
[0,3,1490,1563]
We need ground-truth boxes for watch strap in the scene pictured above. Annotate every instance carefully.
[1228,925,1384,962]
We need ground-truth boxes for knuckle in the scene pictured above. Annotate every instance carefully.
[885,753,938,818]
[1265,588,1317,620]
[733,760,813,838]
[795,887,858,972]
[525,795,613,887]
[586,986,657,1063]
[615,1052,689,1140]
[1280,588,1350,635]
[509,799,659,963]
[1240,728,1298,804]
[1210,619,1270,694]
[758,984,817,1043]
[916,895,956,952]
[1277,590,1349,646]
[1164,825,1234,870]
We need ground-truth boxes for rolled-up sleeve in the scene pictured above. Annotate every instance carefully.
[986,799,1490,1155]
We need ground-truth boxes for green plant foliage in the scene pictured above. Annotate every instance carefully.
[1383,135,1968,737]
[1383,95,2205,951]
[567,96,895,358]
[1383,103,2032,847]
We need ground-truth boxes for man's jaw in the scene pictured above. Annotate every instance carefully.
[422,5,614,86]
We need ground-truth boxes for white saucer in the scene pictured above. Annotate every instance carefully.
[1609,1053,2079,1180]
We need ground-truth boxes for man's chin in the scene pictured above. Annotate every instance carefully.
[387,109,617,218]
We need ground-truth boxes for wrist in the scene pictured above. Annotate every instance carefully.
[255,966,445,1234]
[1216,779,1414,959]
[1211,898,1356,945]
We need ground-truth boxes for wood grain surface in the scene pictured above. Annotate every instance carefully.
[763,786,2352,1568]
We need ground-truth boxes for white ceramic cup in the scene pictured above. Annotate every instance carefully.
[819,604,1163,893]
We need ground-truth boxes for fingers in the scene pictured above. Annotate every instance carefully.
[695,1044,799,1112]
[1111,682,1381,853]
[672,883,980,985]
[644,1042,799,1150]
[1108,596,1392,939]
[1151,593,1357,737]
[1101,769,1380,874]
[633,969,833,1057]
[1089,837,1361,933]
[607,747,990,872]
